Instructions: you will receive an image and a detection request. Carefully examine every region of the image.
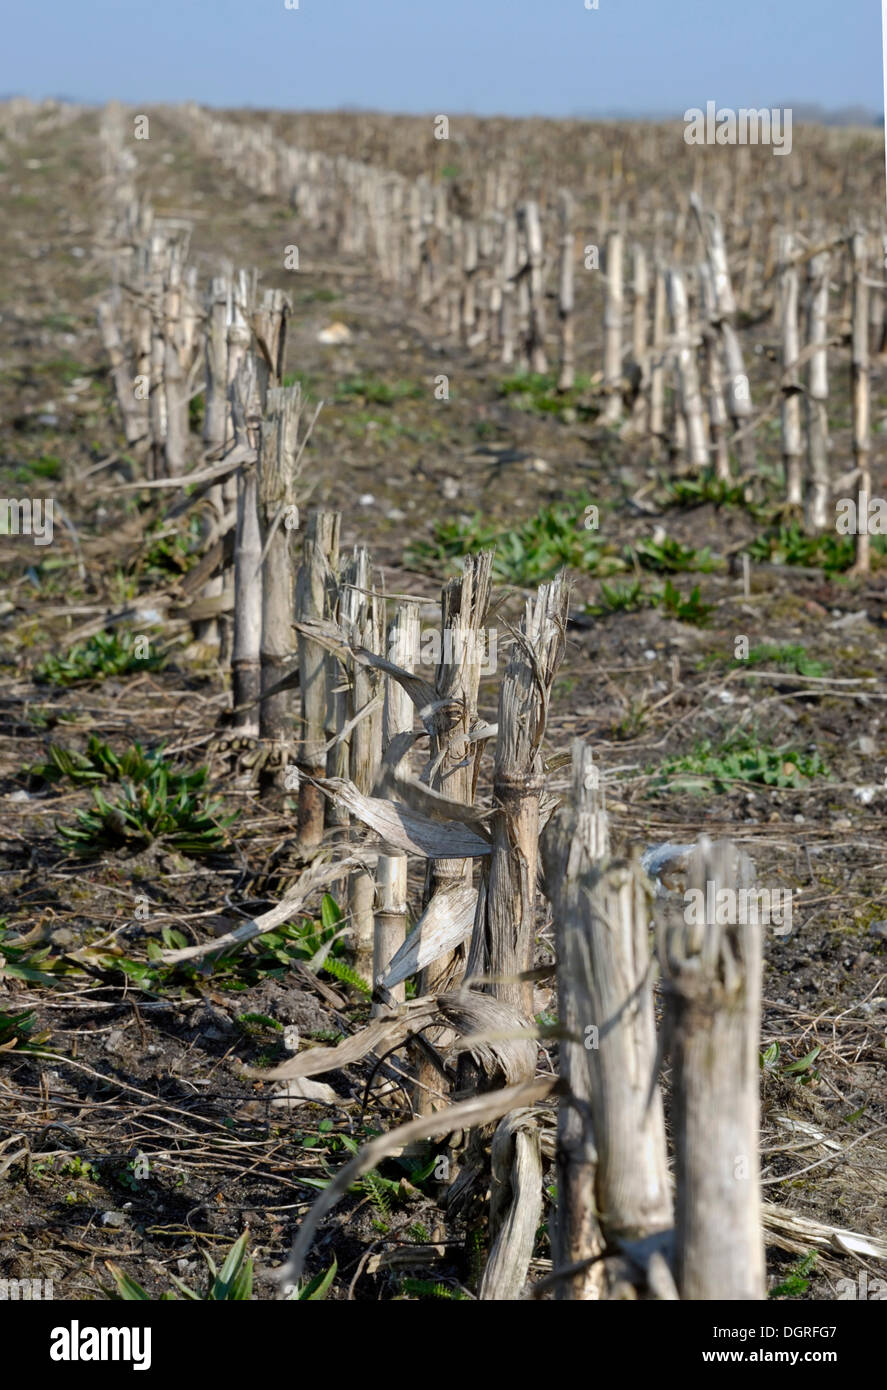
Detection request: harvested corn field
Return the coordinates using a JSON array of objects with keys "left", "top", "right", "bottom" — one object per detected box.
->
[{"left": 1, "top": 2, "right": 886, "bottom": 1344}]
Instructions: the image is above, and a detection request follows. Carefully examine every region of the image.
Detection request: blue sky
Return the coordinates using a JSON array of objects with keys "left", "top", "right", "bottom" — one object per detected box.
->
[{"left": 3, "top": 0, "right": 883, "bottom": 118}]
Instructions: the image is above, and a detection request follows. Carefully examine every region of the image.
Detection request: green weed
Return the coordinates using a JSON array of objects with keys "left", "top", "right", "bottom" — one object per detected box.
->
[
  {"left": 651, "top": 730, "right": 828, "bottom": 795},
  {"left": 35, "top": 630, "right": 165, "bottom": 686}
]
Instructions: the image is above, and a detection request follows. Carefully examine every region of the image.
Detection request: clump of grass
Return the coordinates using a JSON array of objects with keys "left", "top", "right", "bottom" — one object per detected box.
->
[
  {"left": 631, "top": 535, "right": 718, "bottom": 574},
  {"left": 57, "top": 762, "right": 235, "bottom": 856},
  {"left": 135, "top": 517, "right": 203, "bottom": 580},
  {"left": 35, "top": 630, "right": 165, "bottom": 686},
  {"left": 769, "top": 1253, "right": 817, "bottom": 1299},
  {"left": 498, "top": 370, "right": 595, "bottom": 418},
  {"left": 105, "top": 1231, "right": 257, "bottom": 1301},
  {"left": 11, "top": 452, "right": 63, "bottom": 484},
  {"left": 657, "top": 468, "right": 771, "bottom": 518},
  {"left": 595, "top": 579, "right": 646, "bottom": 613},
  {"left": 406, "top": 500, "right": 620, "bottom": 585},
  {"left": 589, "top": 577, "right": 713, "bottom": 625},
  {"left": 235, "top": 1012, "right": 283, "bottom": 1038},
  {"left": 656, "top": 579, "right": 713, "bottom": 625},
  {"left": 760, "top": 1041, "right": 821, "bottom": 1084},
  {"left": 399, "top": 1279, "right": 468, "bottom": 1301},
  {"left": 699, "top": 643, "right": 829, "bottom": 678},
  {"left": 0, "top": 1007, "right": 50, "bottom": 1053},
  {"left": 28, "top": 735, "right": 169, "bottom": 787},
  {"left": 746, "top": 521, "right": 887, "bottom": 574},
  {"left": 335, "top": 374, "right": 423, "bottom": 406},
  {"left": 0, "top": 920, "right": 75, "bottom": 986},
  {"left": 650, "top": 729, "right": 828, "bottom": 795}
]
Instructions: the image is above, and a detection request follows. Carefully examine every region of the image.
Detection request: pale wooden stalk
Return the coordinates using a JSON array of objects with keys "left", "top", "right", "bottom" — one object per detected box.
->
[
  {"left": 851, "top": 230, "right": 871, "bottom": 573},
  {"left": 804, "top": 246, "right": 831, "bottom": 532},
  {"left": 698, "top": 262, "right": 731, "bottom": 480},
  {"left": 374, "top": 601, "right": 420, "bottom": 1009},
  {"left": 602, "top": 230, "right": 624, "bottom": 423},
  {"left": 631, "top": 243, "right": 649, "bottom": 429},
  {"left": 220, "top": 272, "right": 254, "bottom": 661},
  {"left": 540, "top": 743, "right": 607, "bottom": 1299},
  {"left": 197, "top": 272, "right": 232, "bottom": 647},
  {"left": 779, "top": 232, "right": 803, "bottom": 508},
  {"left": 415, "top": 552, "right": 494, "bottom": 1113},
  {"left": 460, "top": 220, "right": 478, "bottom": 344},
  {"left": 325, "top": 564, "right": 350, "bottom": 828},
  {"left": 295, "top": 511, "right": 341, "bottom": 850},
  {"left": 500, "top": 214, "right": 518, "bottom": 366},
  {"left": 341, "top": 547, "right": 384, "bottom": 985},
  {"left": 514, "top": 216, "right": 531, "bottom": 372},
  {"left": 662, "top": 838, "right": 765, "bottom": 1301},
  {"left": 668, "top": 269, "right": 709, "bottom": 473},
  {"left": 487, "top": 214, "right": 503, "bottom": 347},
  {"left": 868, "top": 229, "right": 885, "bottom": 356},
  {"left": 231, "top": 355, "right": 263, "bottom": 736},
  {"left": 388, "top": 180, "right": 404, "bottom": 288},
  {"left": 252, "top": 288, "right": 290, "bottom": 408},
  {"left": 649, "top": 264, "right": 668, "bottom": 450},
  {"left": 692, "top": 195, "right": 755, "bottom": 469},
  {"left": 96, "top": 292, "right": 145, "bottom": 446},
  {"left": 148, "top": 233, "right": 169, "bottom": 481},
  {"left": 205, "top": 275, "right": 232, "bottom": 452},
  {"left": 474, "top": 217, "right": 492, "bottom": 347},
  {"left": 132, "top": 239, "right": 153, "bottom": 447},
  {"left": 162, "top": 239, "right": 189, "bottom": 477},
  {"left": 556, "top": 191, "right": 575, "bottom": 391},
  {"left": 740, "top": 219, "right": 760, "bottom": 316},
  {"left": 468, "top": 572, "right": 568, "bottom": 1027},
  {"left": 258, "top": 384, "right": 303, "bottom": 785},
  {"left": 478, "top": 1110, "right": 543, "bottom": 1301},
  {"left": 448, "top": 222, "right": 462, "bottom": 338},
  {"left": 543, "top": 744, "right": 673, "bottom": 1296}
]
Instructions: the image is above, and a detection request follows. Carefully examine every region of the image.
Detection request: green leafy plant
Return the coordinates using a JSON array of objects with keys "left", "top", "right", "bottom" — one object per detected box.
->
[
  {"left": 699, "top": 643, "right": 829, "bottom": 678},
  {"left": 61, "top": 1156, "right": 100, "bottom": 1182},
  {"left": 136, "top": 517, "right": 203, "bottom": 580},
  {"left": 658, "top": 468, "right": 770, "bottom": 518},
  {"left": 590, "top": 577, "right": 713, "bottom": 624},
  {"left": 407, "top": 500, "right": 618, "bottom": 586},
  {"left": 35, "top": 630, "right": 165, "bottom": 686},
  {"left": 364, "top": 1170, "right": 393, "bottom": 1230},
  {"left": 236, "top": 1012, "right": 283, "bottom": 1037},
  {"left": 271, "top": 893, "right": 371, "bottom": 996},
  {"left": 652, "top": 730, "right": 828, "bottom": 795},
  {"left": 594, "top": 579, "right": 647, "bottom": 614},
  {"left": 760, "top": 1041, "right": 822, "bottom": 1085},
  {"left": 290, "top": 1258, "right": 338, "bottom": 1301},
  {"left": 631, "top": 535, "right": 718, "bottom": 574},
  {"left": 0, "top": 1007, "right": 50, "bottom": 1053},
  {"left": 104, "top": 1231, "right": 255, "bottom": 1301},
  {"left": 769, "top": 1253, "right": 817, "bottom": 1299},
  {"left": 498, "top": 369, "right": 595, "bottom": 417},
  {"left": 0, "top": 922, "right": 73, "bottom": 985},
  {"left": 653, "top": 579, "right": 713, "bottom": 625},
  {"left": 28, "top": 736, "right": 171, "bottom": 788},
  {"left": 335, "top": 374, "right": 423, "bottom": 406},
  {"left": 746, "top": 521, "right": 887, "bottom": 574},
  {"left": 58, "top": 763, "right": 235, "bottom": 856},
  {"left": 399, "top": 1279, "right": 468, "bottom": 1301}
]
